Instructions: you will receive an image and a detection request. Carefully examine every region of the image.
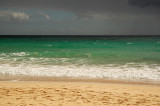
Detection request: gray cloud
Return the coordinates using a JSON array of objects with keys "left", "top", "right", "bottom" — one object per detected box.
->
[
  {"left": 38, "top": 12, "right": 50, "bottom": 20},
  {"left": 30, "top": 12, "right": 50, "bottom": 20},
  {"left": 0, "top": 10, "right": 29, "bottom": 22},
  {"left": 0, "top": 0, "right": 160, "bottom": 20},
  {"left": 0, "top": 0, "right": 160, "bottom": 35},
  {"left": 128, "top": 0, "right": 160, "bottom": 7}
]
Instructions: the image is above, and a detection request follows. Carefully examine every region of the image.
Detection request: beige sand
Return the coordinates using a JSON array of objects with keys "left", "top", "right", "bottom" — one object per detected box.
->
[{"left": 0, "top": 81, "right": 160, "bottom": 106}]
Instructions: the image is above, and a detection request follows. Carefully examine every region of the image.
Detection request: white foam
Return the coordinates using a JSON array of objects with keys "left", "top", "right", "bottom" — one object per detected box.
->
[
  {"left": 11, "top": 52, "right": 29, "bottom": 56},
  {"left": 0, "top": 63, "right": 160, "bottom": 82},
  {"left": 43, "top": 45, "right": 52, "bottom": 47},
  {"left": 126, "top": 43, "right": 133, "bottom": 45},
  {"left": 11, "top": 80, "right": 19, "bottom": 82},
  {"left": 0, "top": 52, "right": 29, "bottom": 57},
  {"left": 0, "top": 53, "right": 7, "bottom": 57}
]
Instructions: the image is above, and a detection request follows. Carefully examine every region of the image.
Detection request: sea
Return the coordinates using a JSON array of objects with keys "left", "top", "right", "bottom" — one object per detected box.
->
[{"left": 0, "top": 35, "right": 160, "bottom": 83}]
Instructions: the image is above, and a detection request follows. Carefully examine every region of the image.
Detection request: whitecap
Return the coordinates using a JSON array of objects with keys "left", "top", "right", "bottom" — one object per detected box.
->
[
  {"left": 126, "top": 42, "right": 133, "bottom": 45},
  {"left": 0, "top": 63, "right": 160, "bottom": 82},
  {"left": 0, "top": 52, "right": 29, "bottom": 57},
  {"left": 0, "top": 53, "right": 7, "bottom": 57},
  {"left": 43, "top": 45, "right": 52, "bottom": 47},
  {"left": 10, "top": 52, "right": 29, "bottom": 56}
]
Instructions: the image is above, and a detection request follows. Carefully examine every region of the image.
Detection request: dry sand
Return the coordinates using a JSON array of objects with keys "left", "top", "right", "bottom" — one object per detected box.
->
[{"left": 0, "top": 81, "right": 160, "bottom": 106}]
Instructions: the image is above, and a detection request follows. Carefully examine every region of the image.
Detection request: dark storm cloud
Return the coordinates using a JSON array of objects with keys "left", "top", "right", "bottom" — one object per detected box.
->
[
  {"left": 0, "top": 0, "right": 160, "bottom": 20},
  {"left": 0, "top": 0, "right": 128, "bottom": 13},
  {"left": 1, "top": 0, "right": 160, "bottom": 35},
  {"left": 129, "top": 0, "right": 160, "bottom": 7}
]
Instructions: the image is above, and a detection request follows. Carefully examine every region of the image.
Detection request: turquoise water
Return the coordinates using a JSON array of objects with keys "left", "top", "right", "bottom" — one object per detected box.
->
[{"left": 0, "top": 36, "right": 160, "bottom": 82}]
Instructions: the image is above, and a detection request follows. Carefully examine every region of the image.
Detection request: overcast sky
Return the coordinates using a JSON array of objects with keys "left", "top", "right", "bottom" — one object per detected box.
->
[{"left": 0, "top": 0, "right": 160, "bottom": 35}]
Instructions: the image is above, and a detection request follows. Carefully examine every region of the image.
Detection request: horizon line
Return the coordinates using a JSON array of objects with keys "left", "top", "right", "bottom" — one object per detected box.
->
[{"left": 0, "top": 35, "right": 160, "bottom": 37}]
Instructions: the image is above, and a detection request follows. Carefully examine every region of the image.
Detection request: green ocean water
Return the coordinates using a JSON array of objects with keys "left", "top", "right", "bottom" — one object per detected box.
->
[
  {"left": 0, "top": 36, "right": 160, "bottom": 64},
  {"left": 0, "top": 36, "right": 160, "bottom": 82}
]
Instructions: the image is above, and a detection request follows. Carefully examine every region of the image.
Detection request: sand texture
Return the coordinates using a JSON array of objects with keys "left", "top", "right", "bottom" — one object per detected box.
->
[{"left": 0, "top": 82, "right": 160, "bottom": 106}]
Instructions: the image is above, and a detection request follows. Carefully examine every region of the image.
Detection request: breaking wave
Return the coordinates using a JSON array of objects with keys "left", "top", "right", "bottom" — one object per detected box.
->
[{"left": 0, "top": 61, "right": 160, "bottom": 82}]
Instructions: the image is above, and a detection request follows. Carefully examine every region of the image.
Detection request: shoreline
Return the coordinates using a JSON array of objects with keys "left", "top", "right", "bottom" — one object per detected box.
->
[
  {"left": 1, "top": 76, "right": 160, "bottom": 86},
  {"left": 0, "top": 81, "right": 160, "bottom": 106}
]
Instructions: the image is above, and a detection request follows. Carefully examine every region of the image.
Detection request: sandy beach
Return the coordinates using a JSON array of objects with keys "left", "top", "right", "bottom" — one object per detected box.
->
[{"left": 0, "top": 81, "right": 160, "bottom": 106}]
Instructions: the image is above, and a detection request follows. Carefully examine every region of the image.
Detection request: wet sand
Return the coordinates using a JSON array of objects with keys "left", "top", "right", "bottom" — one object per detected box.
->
[{"left": 0, "top": 81, "right": 160, "bottom": 106}]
